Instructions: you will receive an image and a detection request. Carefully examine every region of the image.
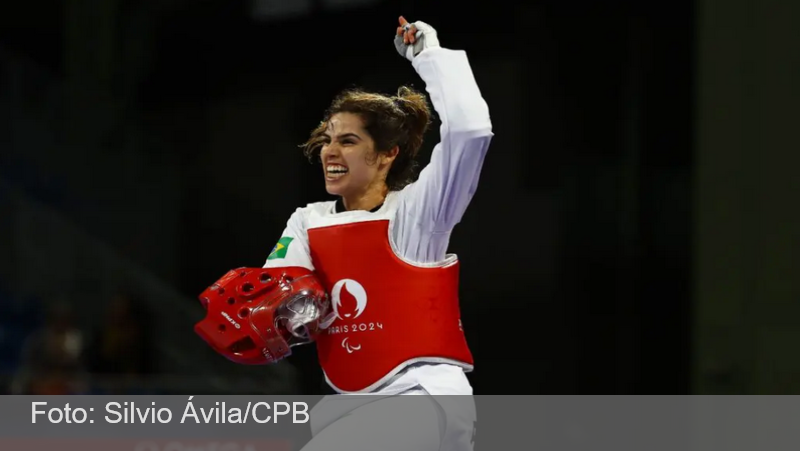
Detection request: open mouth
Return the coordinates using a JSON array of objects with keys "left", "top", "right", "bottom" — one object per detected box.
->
[{"left": 326, "top": 164, "right": 348, "bottom": 180}]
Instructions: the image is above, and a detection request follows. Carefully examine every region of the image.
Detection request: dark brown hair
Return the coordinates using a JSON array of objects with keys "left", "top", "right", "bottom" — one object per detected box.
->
[{"left": 301, "top": 86, "right": 432, "bottom": 191}]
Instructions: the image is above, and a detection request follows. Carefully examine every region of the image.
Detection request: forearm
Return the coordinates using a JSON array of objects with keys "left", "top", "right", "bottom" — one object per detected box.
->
[{"left": 412, "top": 48, "right": 492, "bottom": 136}]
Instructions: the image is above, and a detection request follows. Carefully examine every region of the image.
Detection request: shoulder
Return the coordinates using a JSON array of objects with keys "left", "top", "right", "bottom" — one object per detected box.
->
[
  {"left": 288, "top": 200, "right": 337, "bottom": 223},
  {"left": 389, "top": 180, "right": 420, "bottom": 205},
  {"left": 304, "top": 199, "right": 337, "bottom": 215},
  {"left": 394, "top": 182, "right": 418, "bottom": 197}
]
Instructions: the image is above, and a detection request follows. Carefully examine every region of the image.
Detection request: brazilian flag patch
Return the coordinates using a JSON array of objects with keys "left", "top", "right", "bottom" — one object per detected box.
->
[{"left": 267, "top": 237, "right": 294, "bottom": 260}]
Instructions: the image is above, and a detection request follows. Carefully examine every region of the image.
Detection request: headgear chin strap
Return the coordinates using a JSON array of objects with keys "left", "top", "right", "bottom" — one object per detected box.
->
[{"left": 194, "top": 266, "right": 332, "bottom": 365}]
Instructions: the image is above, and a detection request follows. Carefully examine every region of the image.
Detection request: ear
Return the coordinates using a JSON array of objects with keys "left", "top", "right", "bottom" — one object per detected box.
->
[{"left": 381, "top": 145, "right": 400, "bottom": 166}]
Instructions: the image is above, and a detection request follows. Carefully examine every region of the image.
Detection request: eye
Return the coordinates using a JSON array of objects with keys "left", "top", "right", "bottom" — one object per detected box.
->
[{"left": 341, "top": 140, "right": 355, "bottom": 146}]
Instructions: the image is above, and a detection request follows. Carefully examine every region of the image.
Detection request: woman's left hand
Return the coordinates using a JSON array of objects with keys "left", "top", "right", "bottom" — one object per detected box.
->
[{"left": 394, "top": 16, "right": 439, "bottom": 61}]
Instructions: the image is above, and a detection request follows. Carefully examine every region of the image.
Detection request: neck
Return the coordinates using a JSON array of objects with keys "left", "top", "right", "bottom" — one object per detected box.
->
[{"left": 342, "top": 182, "right": 388, "bottom": 211}]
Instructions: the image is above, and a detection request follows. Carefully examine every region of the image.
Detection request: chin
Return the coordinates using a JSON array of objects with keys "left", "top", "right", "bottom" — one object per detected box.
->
[{"left": 325, "top": 181, "right": 344, "bottom": 196}]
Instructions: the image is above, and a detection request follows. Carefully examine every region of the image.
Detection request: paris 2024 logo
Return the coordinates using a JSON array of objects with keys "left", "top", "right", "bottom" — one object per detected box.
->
[{"left": 327, "top": 279, "right": 384, "bottom": 353}]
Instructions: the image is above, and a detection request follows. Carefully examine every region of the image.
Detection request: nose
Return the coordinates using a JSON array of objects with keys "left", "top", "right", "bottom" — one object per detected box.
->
[{"left": 321, "top": 142, "right": 340, "bottom": 160}]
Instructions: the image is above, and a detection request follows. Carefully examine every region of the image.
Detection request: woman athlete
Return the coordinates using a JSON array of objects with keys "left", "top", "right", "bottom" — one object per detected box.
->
[
  {"left": 263, "top": 13, "right": 491, "bottom": 395},
  {"left": 266, "top": 16, "right": 491, "bottom": 450},
  {"left": 196, "top": 15, "right": 492, "bottom": 451}
]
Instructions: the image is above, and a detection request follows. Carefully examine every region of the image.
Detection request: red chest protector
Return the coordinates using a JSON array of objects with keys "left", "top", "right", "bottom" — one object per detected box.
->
[{"left": 307, "top": 219, "right": 474, "bottom": 393}]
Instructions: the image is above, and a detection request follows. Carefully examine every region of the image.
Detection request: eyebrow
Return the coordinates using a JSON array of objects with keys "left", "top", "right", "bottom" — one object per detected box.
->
[{"left": 323, "top": 132, "right": 362, "bottom": 141}]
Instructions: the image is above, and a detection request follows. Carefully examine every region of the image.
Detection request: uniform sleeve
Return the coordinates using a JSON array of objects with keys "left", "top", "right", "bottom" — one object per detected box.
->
[
  {"left": 262, "top": 208, "right": 314, "bottom": 270},
  {"left": 400, "top": 47, "right": 494, "bottom": 233}
]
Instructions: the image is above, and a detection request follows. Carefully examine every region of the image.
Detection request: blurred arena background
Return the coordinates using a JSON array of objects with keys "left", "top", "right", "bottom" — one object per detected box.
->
[{"left": 0, "top": 0, "right": 797, "bottom": 395}]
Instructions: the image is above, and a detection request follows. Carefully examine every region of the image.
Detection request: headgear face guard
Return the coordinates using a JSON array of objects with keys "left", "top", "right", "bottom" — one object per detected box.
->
[{"left": 194, "top": 266, "right": 333, "bottom": 365}]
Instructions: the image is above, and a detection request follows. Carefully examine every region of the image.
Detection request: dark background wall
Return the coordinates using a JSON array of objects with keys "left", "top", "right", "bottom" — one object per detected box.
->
[{"left": 0, "top": 0, "right": 796, "bottom": 395}]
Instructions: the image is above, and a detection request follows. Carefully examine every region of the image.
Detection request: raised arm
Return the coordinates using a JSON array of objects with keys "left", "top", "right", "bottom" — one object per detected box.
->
[{"left": 395, "top": 18, "right": 493, "bottom": 233}]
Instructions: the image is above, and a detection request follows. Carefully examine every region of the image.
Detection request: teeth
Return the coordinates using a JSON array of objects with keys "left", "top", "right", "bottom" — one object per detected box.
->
[{"left": 326, "top": 165, "right": 348, "bottom": 174}]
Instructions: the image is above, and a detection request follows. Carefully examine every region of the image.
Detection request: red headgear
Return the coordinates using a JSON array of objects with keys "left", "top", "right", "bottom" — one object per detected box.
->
[{"left": 194, "top": 266, "right": 332, "bottom": 365}]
